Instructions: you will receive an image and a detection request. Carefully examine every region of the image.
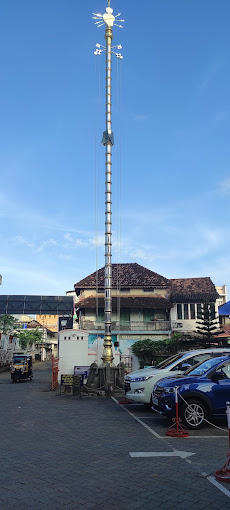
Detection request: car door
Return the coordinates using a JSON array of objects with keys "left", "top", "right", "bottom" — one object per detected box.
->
[{"left": 211, "top": 361, "right": 230, "bottom": 414}]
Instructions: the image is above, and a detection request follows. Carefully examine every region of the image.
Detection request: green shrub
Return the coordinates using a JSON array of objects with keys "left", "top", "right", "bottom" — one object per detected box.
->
[{"left": 131, "top": 334, "right": 182, "bottom": 367}]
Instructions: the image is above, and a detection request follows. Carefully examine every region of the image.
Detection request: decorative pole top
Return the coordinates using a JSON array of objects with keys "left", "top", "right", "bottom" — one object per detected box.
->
[{"left": 92, "top": 3, "right": 125, "bottom": 29}]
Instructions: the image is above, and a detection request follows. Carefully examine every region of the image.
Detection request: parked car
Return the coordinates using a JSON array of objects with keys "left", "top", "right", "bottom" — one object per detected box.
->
[
  {"left": 152, "top": 355, "right": 230, "bottom": 429},
  {"left": 124, "top": 348, "right": 230, "bottom": 406}
]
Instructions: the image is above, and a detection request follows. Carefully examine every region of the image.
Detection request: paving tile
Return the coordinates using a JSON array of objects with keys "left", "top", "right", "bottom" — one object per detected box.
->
[{"left": 1, "top": 363, "right": 230, "bottom": 510}]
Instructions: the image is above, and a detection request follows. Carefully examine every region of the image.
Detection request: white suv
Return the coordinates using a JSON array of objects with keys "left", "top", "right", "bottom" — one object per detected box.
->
[{"left": 124, "top": 348, "right": 230, "bottom": 406}]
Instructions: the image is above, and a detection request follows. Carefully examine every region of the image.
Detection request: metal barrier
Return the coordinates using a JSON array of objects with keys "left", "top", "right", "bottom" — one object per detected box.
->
[
  {"left": 215, "top": 402, "right": 230, "bottom": 483},
  {"left": 166, "top": 387, "right": 230, "bottom": 483},
  {"left": 166, "top": 387, "right": 189, "bottom": 438},
  {"left": 52, "top": 356, "right": 59, "bottom": 390}
]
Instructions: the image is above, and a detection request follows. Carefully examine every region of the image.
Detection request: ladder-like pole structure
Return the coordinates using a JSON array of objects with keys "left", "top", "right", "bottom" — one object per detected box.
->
[
  {"left": 93, "top": 2, "right": 124, "bottom": 366},
  {"left": 103, "top": 19, "right": 113, "bottom": 364}
]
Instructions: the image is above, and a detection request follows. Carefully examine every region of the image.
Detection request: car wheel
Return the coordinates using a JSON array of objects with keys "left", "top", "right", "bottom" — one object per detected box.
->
[{"left": 180, "top": 399, "right": 207, "bottom": 429}]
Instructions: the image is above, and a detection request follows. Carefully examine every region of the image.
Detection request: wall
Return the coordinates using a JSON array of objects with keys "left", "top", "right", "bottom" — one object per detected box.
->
[
  {"left": 171, "top": 302, "right": 220, "bottom": 333},
  {"left": 36, "top": 315, "right": 59, "bottom": 332},
  {"left": 58, "top": 328, "right": 171, "bottom": 377},
  {"left": 216, "top": 285, "right": 228, "bottom": 307},
  {"left": 58, "top": 330, "right": 90, "bottom": 382},
  {"left": 83, "top": 307, "right": 167, "bottom": 324},
  {"left": 0, "top": 334, "right": 22, "bottom": 367},
  {"left": 80, "top": 287, "right": 169, "bottom": 298}
]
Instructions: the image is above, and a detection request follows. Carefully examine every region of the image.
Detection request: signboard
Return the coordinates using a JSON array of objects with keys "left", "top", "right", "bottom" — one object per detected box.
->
[
  {"left": 74, "top": 366, "right": 89, "bottom": 378},
  {"left": 61, "top": 374, "right": 74, "bottom": 386},
  {"left": 61, "top": 374, "right": 84, "bottom": 387},
  {"left": 58, "top": 315, "right": 73, "bottom": 331},
  {"left": 0, "top": 295, "right": 74, "bottom": 315}
]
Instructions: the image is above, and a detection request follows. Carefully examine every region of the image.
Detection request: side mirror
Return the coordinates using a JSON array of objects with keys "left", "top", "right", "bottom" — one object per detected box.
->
[
  {"left": 211, "top": 372, "right": 225, "bottom": 383},
  {"left": 181, "top": 363, "right": 191, "bottom": 371}
]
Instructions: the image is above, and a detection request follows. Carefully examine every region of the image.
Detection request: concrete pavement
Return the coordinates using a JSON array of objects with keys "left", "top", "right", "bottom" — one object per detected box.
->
[{"left": 0, "top": 362, "right": 229, "bottom": 509}]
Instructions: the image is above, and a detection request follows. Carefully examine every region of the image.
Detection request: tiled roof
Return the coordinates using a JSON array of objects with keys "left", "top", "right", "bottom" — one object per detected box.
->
[
  {"left": 171, "top": 277, "right": 219, "bottom": 302},
  {"left": 27, "top": 320, "right": 42, "bottom": 329},
  {"left": 74, "top": 264, "right": 219, "bottom": 302},
  {"left": 75, "top": 263, "right": 171, "bottom": 290},
  {"left": 217, "top": 324, "right": 230, "bottom": 338},
  {"left": 77, "top": 296, "right": 172, "bottom": 309},
  {"left": 27, "top": 320, "right": 54, "bottom": 336}
]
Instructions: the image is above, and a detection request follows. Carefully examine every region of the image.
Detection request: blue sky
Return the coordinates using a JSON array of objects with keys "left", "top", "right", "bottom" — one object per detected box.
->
[{"left": 0, "top": 0, "right": 229, "bottom": 296}]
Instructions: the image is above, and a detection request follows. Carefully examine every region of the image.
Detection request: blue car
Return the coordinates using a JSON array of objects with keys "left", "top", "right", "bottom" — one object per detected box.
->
[{"left": 152, "top": 355, "right": 230, "bottom": 429}]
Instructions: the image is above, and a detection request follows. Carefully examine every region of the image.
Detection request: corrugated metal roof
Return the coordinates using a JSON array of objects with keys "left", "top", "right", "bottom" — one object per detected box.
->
[{"left": 219, "top": 301, "right": 230, "bottom": 316}]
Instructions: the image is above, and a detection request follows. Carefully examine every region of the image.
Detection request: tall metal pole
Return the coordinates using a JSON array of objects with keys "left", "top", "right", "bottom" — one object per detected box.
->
[
  {"left": 102, "top": 14, "right": 113, "bottom": 364},
  {"left": 93, "top": 2, "right": 124, "bottom": 366}
]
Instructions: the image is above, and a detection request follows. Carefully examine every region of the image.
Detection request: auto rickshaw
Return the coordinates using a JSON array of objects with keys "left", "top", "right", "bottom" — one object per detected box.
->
[{"left": 11, "top": 354, "right": 33, "bottom": 382}]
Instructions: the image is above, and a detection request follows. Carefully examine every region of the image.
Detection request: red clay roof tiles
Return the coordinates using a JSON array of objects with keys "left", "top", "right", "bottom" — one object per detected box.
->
[
  {"left": 74, "top": 263, "right": 219, "bottom": 302},
  {"left": 75, "top": 263, "right": 171, "bottom": 289}
]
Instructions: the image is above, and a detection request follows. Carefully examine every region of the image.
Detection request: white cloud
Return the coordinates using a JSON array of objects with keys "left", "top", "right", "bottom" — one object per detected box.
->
[
  {"left": 0, "top": 260, "right": 72, "bottom": 295},
  {"left": 200, "top": 227, "right": 223, "bottom": 247},
  {"left": 218, "top": 178, "right": 230, "bottom": 195},
  {"left": 64, "top": 233, "right": 73, "bottom": 242},
  {"left": 13, "top": 236, "right": 34, "bottom": 248},
  {"left": 197, "top": 59, "right": 224, "bottom": 95},
  {"left": 210, "top": 110, "right": 228, "bottom": 124},
  {"left": 75, "top": 239, "right": 88, "bottom": 247},
  {"left": 59, "top": 254, "right": 73, "bottom": 261},
  {"left": 132, "top": 114, "right": 150, "bottom": 123},
  {"left": 89, "top": 235, "right": 104, "bottom": 247},
  {"left": 37, "top": 238, "right": 58, "bottom": 252}
]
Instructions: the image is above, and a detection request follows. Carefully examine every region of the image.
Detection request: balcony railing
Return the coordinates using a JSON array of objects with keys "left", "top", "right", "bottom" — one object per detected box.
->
[{"left": 79, "top": 320, "right": 171, "bottom": 332}]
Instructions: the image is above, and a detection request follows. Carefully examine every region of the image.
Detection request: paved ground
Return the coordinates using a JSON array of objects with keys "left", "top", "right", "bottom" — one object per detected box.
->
[{"left": 0, "top": 362, "right": 230, "bottom": 510}]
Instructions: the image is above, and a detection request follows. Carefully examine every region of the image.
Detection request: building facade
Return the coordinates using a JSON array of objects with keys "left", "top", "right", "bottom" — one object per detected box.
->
[
  {"left": 36, "top": 314, "right": 59, "bottom": 333},
  {"left": 216, "top": 285, "right": 228, "bottom": 308},
  {"left": 72, "top": 263, "right": 220, "bottom": 369}
]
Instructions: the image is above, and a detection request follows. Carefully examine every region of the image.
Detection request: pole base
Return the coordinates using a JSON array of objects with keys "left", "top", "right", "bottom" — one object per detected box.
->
[
  {"left": 215, "top": 453, "right": 230, "bottom": 483},
  {"left": 86, "top": 362, "right": 125, "bottom": 396},
  {"left": 166, "top": 417, "right": 189, "bottom": 438},
  {"left": 118, "top": 398, "right": 134, "bottom": 404}
]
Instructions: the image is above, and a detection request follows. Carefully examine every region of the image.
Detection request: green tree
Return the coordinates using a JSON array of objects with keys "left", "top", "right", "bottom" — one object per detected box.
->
[
  {"left": 19, "top": 328, "right": 43, "bottom": 350},
  {"left": 164, "top": 332, "right": 182, "bottom": 352},
  {"left": 131, "top": 339, "right": 156, "bottom": 367},
  {"left": 131, "top": 335, "right": 183, "bottom": 368},
  {"left": 0, "top": 314, "right": 20, "bottom": 335},
  {"left": 195, "top": 303, "right": 222, "bottom": 345}
]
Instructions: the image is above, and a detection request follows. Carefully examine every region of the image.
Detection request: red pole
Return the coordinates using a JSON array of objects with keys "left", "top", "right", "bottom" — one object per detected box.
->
[
  {"left": 227, "top": 402, "right": 230, "bottom": 450},
  {"left": 175, "top": 386, "right": 179, "bottom": 432},
  {"left": 215, "top": 401, "right": 230, "bottom": 482},
  {"left": 166, "top": 386, "right": 189, "bottom": 438}
]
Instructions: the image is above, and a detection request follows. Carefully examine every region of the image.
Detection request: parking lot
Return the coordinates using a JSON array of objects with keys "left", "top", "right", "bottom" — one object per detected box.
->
[
  {"left": 118, "top": 400, "right": 229, "bottom": 438},
  {"left": 0, "top": 362, "right": 230, "bottom": 509}
]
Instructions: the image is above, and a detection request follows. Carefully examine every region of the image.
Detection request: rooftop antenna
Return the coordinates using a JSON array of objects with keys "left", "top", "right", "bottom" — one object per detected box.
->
[{"left": 93, "top": 2, "right": 124, "bottom": 366}]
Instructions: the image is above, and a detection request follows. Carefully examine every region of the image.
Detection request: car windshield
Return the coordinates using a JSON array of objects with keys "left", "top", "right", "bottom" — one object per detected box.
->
[
  {"left": 13, "top": 357, "right": 27, "bottom": 364},
  {"left": 186, "top": 357, "right": 226, "bottom": 376},
  {"left": 156, "top": 353, "right": 186, "bottom": 369}
]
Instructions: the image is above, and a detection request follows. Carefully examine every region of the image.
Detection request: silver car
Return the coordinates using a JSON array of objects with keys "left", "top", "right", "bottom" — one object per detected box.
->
[{"left": 124, "top": 348, "right": 230, "bottom": 406}]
